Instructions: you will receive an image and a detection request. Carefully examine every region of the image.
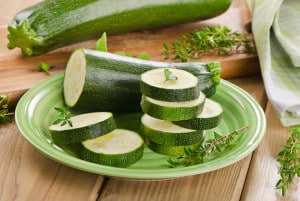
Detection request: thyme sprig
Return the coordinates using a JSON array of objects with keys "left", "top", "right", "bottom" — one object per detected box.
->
[
  {"left": 0, "top": 94, "right": 14, "bottom": 124},
  {"left": 168, "top": 126, "right": 249, "bottom": 167},
  {"left": 276, "top": 125, "right": 300, "bottom": 196},
  {"left": 162, "top": 25, "right": 256, "bottom": 62},
  {"left": 36, "top": 62, "right": 53, "bottom": 74},
  {"left": 52, "top": 107, "right": 73, "bottom": 127}
]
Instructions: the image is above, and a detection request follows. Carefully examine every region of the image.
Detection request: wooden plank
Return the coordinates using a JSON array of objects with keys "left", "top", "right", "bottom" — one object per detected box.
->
[
  {"left": 98, "top": 76, "right": 268, "bottom": 201},
  {"left": 0, "top": 121, "right": 104, "bottom": 201},
  {"left": 241, "top": 102, "right": 300, "bottom": 201}
]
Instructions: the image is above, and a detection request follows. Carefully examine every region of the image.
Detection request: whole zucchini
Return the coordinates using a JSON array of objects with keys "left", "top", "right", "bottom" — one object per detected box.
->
[
  {"left": 63, "top": 48, "right": 221, "bottom": 112},
  {"left": 7, "top": 0, "right": 232, "bottom": 56}
]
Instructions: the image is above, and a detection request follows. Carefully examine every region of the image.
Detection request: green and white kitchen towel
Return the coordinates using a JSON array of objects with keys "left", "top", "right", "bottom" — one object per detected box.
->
[{"left": 248, "top": 0, "right": 300, "bottom": 127}]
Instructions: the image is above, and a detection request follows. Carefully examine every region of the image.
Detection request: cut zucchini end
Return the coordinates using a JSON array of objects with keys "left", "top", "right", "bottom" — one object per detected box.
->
[
  {"left": 63, "top": 49, "right": 86, "bottom": 107},
  {"left": 81, "top": 129, "right": 144, "bottom": 167}
]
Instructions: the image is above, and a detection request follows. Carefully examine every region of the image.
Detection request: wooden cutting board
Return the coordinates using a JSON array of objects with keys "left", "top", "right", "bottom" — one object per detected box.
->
[{"left": 0, "top": 8, "right": 259, "bottom": 107}]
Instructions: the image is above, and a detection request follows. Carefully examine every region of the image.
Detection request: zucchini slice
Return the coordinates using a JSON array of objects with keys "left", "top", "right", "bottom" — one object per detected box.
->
[
  {"left": 141, "top": 114, "right": 205, "bottom": 146},
  {"left": 49, "top": 112, "right": 116, "bottom": 144},
  {"left": 80, "top": 129, "right": 144, "bottom": 167},
  {"left": 140, "top": 68, "right": 199, "bottom": 102},
  {"left": 140, "top": 92, "right": 206, "bottom": 121},
  {"left": 146, "top": 138, "right": 204, "bottom": 156},
  {"left": 174, "top": 98, "right": 223, "bottom": 130}
]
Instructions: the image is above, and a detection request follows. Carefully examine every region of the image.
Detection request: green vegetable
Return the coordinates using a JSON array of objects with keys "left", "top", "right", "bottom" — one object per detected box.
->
[
  {"left": 163, "top": 25, "right": 256, "bottom": 62},
  {"left": 146, "top": 139, "right": 204, "bottom": 156},
  {"left": 174, "top": 98, "right": 223, "bottom": 130},
  {"left": 276, "top": 125, "right": 300, "bottom": 196},
  {"left": 95, "top": 32, "right": 107, "bottom": 52},
  {"left": 141, "top": 114, "right": 205, "bottom": 146},
  {"left": 80, "top": 129, "right": 144, "bottom": 167},
  {"left": 49, "top": 112, "right": 116, "bottom": 144},
  {"left": 63, "top": 48, "right": 221, "bottom": 112},
  {"left": 7, "top": 0, "right": 232, "bottom": 56},
  {"left": 0, "top": 94, "right": 14, "bottom": 124},
  {"left": 140, "top": 68, "right": 200, "bottom": 102},
  {"left": 140, "top": 93, "right": 205, "bottom": 121}
]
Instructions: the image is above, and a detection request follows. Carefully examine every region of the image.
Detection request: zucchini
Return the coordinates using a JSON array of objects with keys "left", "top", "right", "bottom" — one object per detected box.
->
[
  {"left": 49, "top": 112, "right": 116, "bottom": 144},
  {"left": 141, "top": 114, "right": 205, "bottom": 146},
  {"left": 140, "top": 93, "right": 205, "bottom": 121},
  {"left": 146, "top": 138, "right": 204, "bottom": 156},
  {"left": 7, "top": 0, "right": 232, "bottom": 56},
  {"left": 174, "top": 98, "right": 223, "bottom": 130},
  {"left": 140, "top": 68, "right": 200, "bottom": 102},
  {"left": 80, "top": 129, "right": 144, "bottom": 167},
  {"left": 63, "top": 48, "right": 220, "bottom": 112}
]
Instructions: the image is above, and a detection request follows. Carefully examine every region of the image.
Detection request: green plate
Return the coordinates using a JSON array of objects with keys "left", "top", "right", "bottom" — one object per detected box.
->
[{"left": 15, "top": 73, "right": 266, "bottom": 180}]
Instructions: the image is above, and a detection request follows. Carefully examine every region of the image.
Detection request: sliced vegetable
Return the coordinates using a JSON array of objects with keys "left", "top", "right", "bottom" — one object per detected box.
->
[
  {"left": 141, "top": 114, "right": 205, "bottom": 146},
  {"left": 63, "top": 48, "right": 220, "bottom": 112},
  {"left": 7, "top": 0, "right": 232, "bottom": 56},
  {"left": 140, "top": 92, "right": 205, "bottom": 121},
  {"left": 49, "top": 112, "right": 116, "bottom": 144},
  {"left": 174, "top": 98, "right": 223, "bottom": 130},
  {"left": 146, "top": 139, "right": 204, "bottom": 156},
  {"left": 80, "top": 129, "right": 144, "bottom": 167},
  {"left": 140, "top": 68, "right": 199, "bottom": 102}
]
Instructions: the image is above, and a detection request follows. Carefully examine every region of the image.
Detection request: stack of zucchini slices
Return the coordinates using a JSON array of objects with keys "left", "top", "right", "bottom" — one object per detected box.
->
[
  {"left": 48, "top": 112, "right": 144, "bottom": 168},
  {"left": 140, "top": 68, "right": 223, "bottom": 156}
]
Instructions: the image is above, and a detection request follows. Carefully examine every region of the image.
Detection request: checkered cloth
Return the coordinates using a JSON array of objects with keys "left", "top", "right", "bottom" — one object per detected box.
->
[{"left": 248, "top": 0, "right": 300, "bottom": 126}]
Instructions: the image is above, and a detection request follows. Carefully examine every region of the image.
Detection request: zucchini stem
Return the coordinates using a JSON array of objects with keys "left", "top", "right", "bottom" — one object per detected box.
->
[{"left": 7, "top": 19, "right": 44, "bottom": 56}]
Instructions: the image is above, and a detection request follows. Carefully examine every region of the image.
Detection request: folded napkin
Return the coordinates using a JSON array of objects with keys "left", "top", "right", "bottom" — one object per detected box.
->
[{"left": 248, "top": 0, "right": 300, "bottom": 127}]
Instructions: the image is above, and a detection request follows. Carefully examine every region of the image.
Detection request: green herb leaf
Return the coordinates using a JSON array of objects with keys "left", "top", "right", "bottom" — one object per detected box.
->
[
  {"left": 162, "top": 25, "right": 256, "bottom": 62},
  {"left": 95, "top": 32, "right": 108, "bottom": 52},
  {"left": 0, "top": 94, "right": 14, "bottom": 124},
  {"left": 276, "top": 125, "right": 300, "bottom": 196},
  {"left": 164, "top": 69, "right": 178, "bottom": 82},
  {"left": 167, "top": 126, "right": 249, "bottom": 167},
  {"left": 52, "top": 107, "right": 73, "bottom": 127},
  {"left": 36, "top": 62, "right": 53, "bottom": 74}
]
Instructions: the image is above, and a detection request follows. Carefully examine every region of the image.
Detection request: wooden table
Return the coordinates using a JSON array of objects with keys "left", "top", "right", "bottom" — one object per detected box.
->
[{"left": 0, "top": 0, "right": 299, "bottom": 201}]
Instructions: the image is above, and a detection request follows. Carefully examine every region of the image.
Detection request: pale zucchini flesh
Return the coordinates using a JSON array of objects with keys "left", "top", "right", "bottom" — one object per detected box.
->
[{"left": 80, "top": 129, "right": 144, "bottom": 167}]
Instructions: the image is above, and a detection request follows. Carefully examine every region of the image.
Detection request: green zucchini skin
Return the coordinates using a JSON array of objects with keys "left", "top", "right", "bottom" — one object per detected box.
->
[
  {"left": 64, "top": 48, "right": 221, "bottom": 112},
  {"left": 7, "top": 0, "right": 232, "bottom": 56}
]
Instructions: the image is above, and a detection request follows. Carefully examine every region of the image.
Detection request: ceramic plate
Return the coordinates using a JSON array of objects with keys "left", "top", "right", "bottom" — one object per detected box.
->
[{"left": 15, "top": 73, "right": 266, "bottom": 180}]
